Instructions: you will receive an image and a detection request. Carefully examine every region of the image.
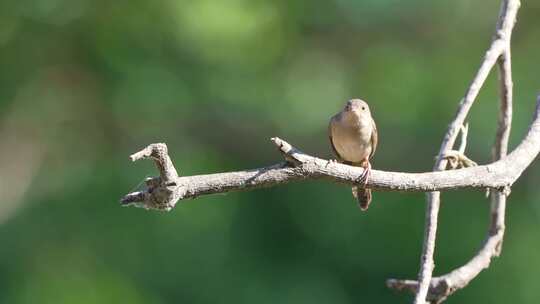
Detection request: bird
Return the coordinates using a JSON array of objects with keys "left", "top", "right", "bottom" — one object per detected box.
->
[{"left": 328, "top": 99, "right": 378, "bottom": 210}]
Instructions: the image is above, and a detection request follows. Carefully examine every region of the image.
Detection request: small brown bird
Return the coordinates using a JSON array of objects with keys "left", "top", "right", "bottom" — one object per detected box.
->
[{"left": 328, "top": 99, "right": 378, "bottom": 210}]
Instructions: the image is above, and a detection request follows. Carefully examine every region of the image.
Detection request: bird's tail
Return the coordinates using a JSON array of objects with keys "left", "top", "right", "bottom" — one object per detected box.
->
[{"left": 352, "top": 186, "right": 372, "bottom": 211}]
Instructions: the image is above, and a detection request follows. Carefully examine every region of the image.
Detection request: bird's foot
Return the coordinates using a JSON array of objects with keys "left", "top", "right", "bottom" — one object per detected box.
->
[
  {"left": 325, "top": 159, "right": 339, "bottom": 167},
  {"left": 357, "top": 162, "right": 371, "bottom": 186}
]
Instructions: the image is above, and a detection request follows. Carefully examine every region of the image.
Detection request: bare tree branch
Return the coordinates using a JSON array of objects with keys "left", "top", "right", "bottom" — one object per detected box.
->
[
  {"left": 386, "top": 38, "right": 518, "bottom": 304},
  {"left": 121, "top": 96, "right": 539, "bottom": 211},
  {"left": 392, "top": 1, "right": 520, "bottom": 303}
]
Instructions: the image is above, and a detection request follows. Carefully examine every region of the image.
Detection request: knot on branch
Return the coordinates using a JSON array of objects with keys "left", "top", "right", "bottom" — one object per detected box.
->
[
  {"left": 440, "top": 123, "right": 478, "bottom": 170},
  {"left": 120, "top": 143, "right": 182, "bottom": 211},
  {"left": 492, "top": 184, "right": 512, "bottom": 198},
  {"left": 386, "top": 278, "right": 452, "bottom": 304},
  {"left": 441, "top": 151, "right": 478, "bottom": 169}
]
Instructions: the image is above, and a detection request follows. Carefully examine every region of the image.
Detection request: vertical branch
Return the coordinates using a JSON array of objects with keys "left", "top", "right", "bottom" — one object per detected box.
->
[
  {"left": 414, "top": 38, "right": 503, "bottom": 303},
  {"left": 414, "top": 192, "right": 440, "bottom": 304},
  {"left": 490, "top": 32, "right": 513, "bottom": 254},
  {"left": 413, "top": 1, "right": 519, "bottom": 303},
  {"left": 494, "top": 53, "right": 513, "bottom": 159}
]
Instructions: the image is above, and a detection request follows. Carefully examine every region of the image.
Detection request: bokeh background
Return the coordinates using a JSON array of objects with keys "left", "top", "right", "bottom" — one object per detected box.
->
[{"left": 1, "top": 0, "right": 540, "bottom": 303}]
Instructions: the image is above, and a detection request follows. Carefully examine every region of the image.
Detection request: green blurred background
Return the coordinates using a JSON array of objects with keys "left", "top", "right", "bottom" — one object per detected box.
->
[{"left": 1, "top": 0, "right": 540, "bottom": 303}]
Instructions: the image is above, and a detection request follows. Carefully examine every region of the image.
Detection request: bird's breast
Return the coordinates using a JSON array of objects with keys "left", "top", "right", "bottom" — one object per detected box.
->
[{"left": 331, "top": 117, "right": 372, "bottom": 163}]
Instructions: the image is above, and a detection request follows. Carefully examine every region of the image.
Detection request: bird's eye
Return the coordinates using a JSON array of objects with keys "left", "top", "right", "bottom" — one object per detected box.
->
[{"left": 362, "top": 106, "right": 366, "bottom": 110}]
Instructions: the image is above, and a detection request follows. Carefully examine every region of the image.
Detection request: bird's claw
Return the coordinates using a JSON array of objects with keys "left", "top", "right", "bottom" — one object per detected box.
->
[
  {"left": 356, "top": 162, "right": 371, "bottom": 186},
  {"left": 326, "top": 159, "right": 338, "bottom": 167}
]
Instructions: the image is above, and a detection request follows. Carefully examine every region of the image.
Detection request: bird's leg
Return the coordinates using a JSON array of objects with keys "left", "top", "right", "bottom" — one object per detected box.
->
[{"left": 357, "top": 160, "right": 371, "bottom": 186}]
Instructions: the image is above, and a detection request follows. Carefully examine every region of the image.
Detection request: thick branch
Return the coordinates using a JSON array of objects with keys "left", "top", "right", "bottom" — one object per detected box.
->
[
  {"left": 121, "top": 96, "right": 539, "bottom": 211},
  {"left": 411, "top": 1, "right": 519, "bottom": 303}
]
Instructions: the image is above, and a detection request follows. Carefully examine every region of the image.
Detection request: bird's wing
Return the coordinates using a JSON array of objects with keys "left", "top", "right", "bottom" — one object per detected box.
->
[
  {"left": 369, "top": 117, "right": 378, "bottom": 159},
  {"left": 328, "top": 117, "right": 343, "bottom": 161}
]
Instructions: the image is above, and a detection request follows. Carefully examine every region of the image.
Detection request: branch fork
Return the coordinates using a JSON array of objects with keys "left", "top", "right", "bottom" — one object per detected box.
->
[
  {"left": 441, "top": 124, "right": 478, "bottom": 169},
  {"left": 121, "top": 143, "right": 181, "bottom": 211}
]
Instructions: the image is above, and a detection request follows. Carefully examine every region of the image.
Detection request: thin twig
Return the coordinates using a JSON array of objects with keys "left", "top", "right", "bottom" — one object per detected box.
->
[{"left": 441, "top": 125, "right": 478, "bottom": 169}]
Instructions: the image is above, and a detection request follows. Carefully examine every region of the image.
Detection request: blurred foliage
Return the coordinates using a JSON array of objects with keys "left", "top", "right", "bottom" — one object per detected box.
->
[{"left": 1, "top": 0, "right": 540, "bottom": 303}]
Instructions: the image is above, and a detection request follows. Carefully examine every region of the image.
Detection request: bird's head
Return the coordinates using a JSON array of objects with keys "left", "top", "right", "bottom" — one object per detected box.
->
[{"left": 344, "top": 99, "right": 371, "bottom": 117}]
